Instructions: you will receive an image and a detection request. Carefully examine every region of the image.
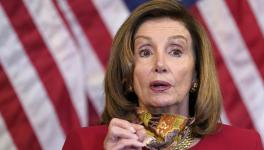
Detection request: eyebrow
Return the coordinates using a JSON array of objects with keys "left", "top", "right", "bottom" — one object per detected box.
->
[
  {"left": 168, "top": 35, "right": 188, "bottom": 42},
  {"left": 134, "top": 35, "right": 188, "bottom": 42},
  {"left": 134, "top": 35, "right": 151, "bottom": 41}
]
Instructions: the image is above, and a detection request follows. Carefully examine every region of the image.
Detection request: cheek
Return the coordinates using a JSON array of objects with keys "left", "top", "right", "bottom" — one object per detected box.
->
[
  {"left": 133, "top": 64, "right": 150, "bottom": 93},
  {"left": 133, "top": 67, "right": 144, "bottom": 87},
  {"left": 171, "top": 64, "right": 195, "bottom": 90},
  {"left": 133, "top": 73, "right": 140, "bottom": 91}
]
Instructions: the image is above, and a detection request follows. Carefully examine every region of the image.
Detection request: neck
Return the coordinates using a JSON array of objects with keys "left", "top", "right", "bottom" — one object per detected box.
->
[{"left": 140, "top": 98, "right": 189, "bottom": 117}]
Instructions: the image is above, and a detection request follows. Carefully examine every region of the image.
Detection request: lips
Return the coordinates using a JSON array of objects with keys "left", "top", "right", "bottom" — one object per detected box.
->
[{"left": 150, "top": 80, "right": 171, "bottom": 92}]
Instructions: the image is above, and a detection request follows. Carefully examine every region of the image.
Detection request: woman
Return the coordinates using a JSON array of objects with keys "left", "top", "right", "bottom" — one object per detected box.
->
[{"left": 63, "top": 0, "right": 263, "bottom": 150}]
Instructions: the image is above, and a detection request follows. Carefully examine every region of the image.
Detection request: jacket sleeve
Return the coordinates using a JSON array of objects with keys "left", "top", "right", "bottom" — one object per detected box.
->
[
  {"left": 62, "top": 130, "right": 85, "bottom": 150},
  {"left": 254, "top": 131, "right": 264, "bottom": 150},
  {"left": 62, "top": 126, "right": 107, "bottom": 150}
]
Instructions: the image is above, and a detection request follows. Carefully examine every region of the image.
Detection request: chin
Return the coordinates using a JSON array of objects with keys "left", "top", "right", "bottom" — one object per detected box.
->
[{"left": 148, "top": 98, "right": 178, "bottom": 108}]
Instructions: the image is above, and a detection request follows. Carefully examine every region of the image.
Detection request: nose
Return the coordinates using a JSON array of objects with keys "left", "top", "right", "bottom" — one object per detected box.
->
[
  {"left": 154, "top": 53, "right": 168, "bottom": 73},
  {"left": 155, "top": 66, "right": 167, "bottom": 73}
]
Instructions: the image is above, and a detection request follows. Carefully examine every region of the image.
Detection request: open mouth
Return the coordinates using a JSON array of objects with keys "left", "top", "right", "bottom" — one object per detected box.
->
[{"left": 150, "top": 80, "right": 171, "bottom": 92}]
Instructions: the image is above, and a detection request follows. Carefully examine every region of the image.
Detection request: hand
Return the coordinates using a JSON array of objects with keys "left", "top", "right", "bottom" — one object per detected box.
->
[{"left": 104, "top": 118, "right": 146, "bottom": 150}]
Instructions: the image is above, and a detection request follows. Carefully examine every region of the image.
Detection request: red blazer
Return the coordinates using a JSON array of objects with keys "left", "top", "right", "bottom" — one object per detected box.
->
[{"left": 63, "top": 124, "right": 263, "bottom": 150}]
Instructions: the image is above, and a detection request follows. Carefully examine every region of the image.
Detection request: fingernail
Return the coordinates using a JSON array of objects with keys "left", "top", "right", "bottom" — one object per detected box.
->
[
  {"left": 140, "top": 142, "right": 146, "bottom": 147},
  {"left": 130, "top": 127, "right": 136, "bottom": 133},
  {"left": 133, "top": 134, "right": 139, "bottom": 140},
  {"left": 139, "top": 125, "right": 144, "bottom": 129}
]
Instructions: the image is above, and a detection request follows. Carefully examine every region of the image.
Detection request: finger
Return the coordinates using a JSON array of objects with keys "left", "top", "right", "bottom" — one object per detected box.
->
[
  {"left": 108, "top": 126, "right": 139, "bottom": 140},
  {"left": 136, "top": 128, "right": 146, "bottom": 142},
  {"left": 122, "top": 147, "right": 142, "bottom": 150},
  {"left": 131, "top": 124, "right": 146, "bottom": 142},
  {"left": 131, "top": 123, "right": 144, "bottom": 130},
  {"left": 110, "top": 118, "right": 136, "bottom": 133},
  {"left": 113, "top": 139, "right": 145, "bottom": 150}
]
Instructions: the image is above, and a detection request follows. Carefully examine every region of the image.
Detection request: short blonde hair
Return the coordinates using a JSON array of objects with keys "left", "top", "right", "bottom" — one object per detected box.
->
[{"left": 102, "top": 0, "right": 222, "bottom": 137}]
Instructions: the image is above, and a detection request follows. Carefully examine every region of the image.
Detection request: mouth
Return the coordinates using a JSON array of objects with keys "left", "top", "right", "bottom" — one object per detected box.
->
[{"left": 149, "top": 80, "right": 172, "bottom": 93}]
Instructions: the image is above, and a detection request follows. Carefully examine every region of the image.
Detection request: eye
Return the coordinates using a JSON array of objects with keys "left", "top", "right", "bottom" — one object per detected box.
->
[
  {"left": 169, "top": 49, "right": 182, "bottom": 57},
  {"left": 139, "top": 49, "right": 152, "bottom": 57}
]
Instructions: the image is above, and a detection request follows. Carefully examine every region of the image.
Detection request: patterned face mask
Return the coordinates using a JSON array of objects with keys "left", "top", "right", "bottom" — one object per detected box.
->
[{"left": 137, "top": 108, "right": 194, "bottom": 149}]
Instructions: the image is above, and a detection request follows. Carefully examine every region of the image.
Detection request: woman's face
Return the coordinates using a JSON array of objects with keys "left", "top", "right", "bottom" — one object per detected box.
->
[{"left": 133, "top": 17, "right": 196, "bottom": 111}]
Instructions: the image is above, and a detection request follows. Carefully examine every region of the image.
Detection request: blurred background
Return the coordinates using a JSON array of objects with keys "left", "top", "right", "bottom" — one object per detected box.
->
[{"left": 0, "top": 0, "right": 263, "bottom": 149}]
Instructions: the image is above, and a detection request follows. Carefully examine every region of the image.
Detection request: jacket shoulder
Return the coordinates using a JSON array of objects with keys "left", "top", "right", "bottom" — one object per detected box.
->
[{"left": 192, "top": 124, "right": 263, "bottom": 150}]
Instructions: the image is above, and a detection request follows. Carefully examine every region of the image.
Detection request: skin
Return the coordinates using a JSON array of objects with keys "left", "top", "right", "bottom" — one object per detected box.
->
[
  {"left": 104, "top": 17, "right": 197, "bottom": 150},
  {"left": 104, "top": 118, "right": 146, "bottom": 150},
  {"left": 133, "top": 17, "right": 196, "bottom": 115}
]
